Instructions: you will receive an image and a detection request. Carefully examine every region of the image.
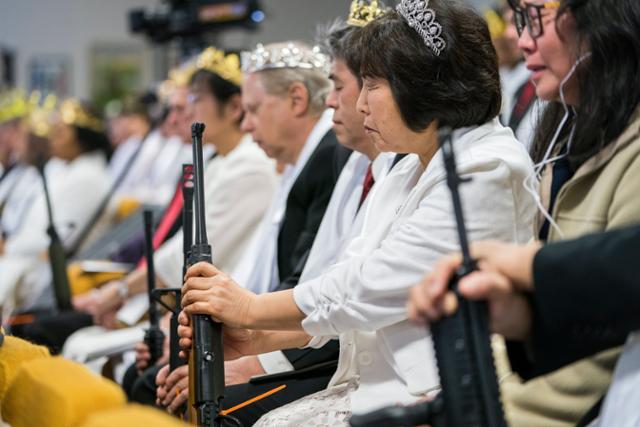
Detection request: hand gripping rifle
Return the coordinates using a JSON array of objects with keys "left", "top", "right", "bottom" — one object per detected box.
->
[
  {"left": 187, "top": 123, "right": 225, "bottom": 426},
  {"left": 37, "top": 160, "right": 72, "bottom": 312},
  {"left": 142, "top": 210, "right": 165, "bottom": 366},
  {"left": 350, "top": 127, "right": 507, "bottom": 427}
]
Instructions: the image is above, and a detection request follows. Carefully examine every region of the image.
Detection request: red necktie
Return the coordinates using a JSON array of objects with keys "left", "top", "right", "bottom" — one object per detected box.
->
[
  {"left": 136, "top": 184, "right": 183, "bottom": 269},
  {"left": 509, "top": 80, "right": 536, "bottom": 129},
  {"left": 359, "top": 163, "right": 375, "bottom": 207}
]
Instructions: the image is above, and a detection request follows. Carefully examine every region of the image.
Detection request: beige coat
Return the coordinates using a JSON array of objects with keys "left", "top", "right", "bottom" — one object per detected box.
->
[{"left": 502, "top": 108, "right": 640, "bottom": 427}]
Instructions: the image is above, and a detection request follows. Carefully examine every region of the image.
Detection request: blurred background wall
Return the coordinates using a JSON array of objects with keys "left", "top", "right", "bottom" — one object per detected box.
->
[{"left": 0, "top": 0, "right": 493, "bottom": 103}]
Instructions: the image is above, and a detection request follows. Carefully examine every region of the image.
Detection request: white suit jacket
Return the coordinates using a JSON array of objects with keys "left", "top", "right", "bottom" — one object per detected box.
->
[{"left": 294, "top": 119, "right": 537, "bottom": 414}]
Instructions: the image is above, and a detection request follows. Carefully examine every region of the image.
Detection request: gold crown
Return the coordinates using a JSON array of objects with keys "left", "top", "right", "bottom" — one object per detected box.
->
[
  {"left": 196, "top": 47, "right": 243, "bottom": 86},
  {"left": 59, "top": 98, "right": 103, "bottom": 133},
  {"left": 0, "top": 89, "right": 30, "bottom": 124},
  {"left": 27, "top": 91, "right": 58, "bottom": 138},
  {"left": 347, "top": 0, "right": 386, "bottom": 27},
  {"left": 169, "top": 58, "right": 198, "bottom": 87},
  {"left": 484, "top": 9, "right": 506, "bottom": 39}
]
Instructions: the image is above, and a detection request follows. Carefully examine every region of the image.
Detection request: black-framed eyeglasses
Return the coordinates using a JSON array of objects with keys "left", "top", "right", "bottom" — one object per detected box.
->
[{"left": 513, "top": 1, "right": 560, "bottom": 39}]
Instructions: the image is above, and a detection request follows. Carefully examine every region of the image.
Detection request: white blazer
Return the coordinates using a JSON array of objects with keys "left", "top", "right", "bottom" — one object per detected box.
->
[
  {"left": 0, "top": 151, "right": 110, "bottom": 308},
  {"left": 293, "top": 119, "right": 537, "bottom": 414}
]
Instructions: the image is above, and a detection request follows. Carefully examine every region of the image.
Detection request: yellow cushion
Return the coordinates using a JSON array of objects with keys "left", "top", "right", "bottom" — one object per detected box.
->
[
  {"left": 80, "top": 404, "right": 188, "bottom": 427},
  {"left": 67, "top": 262, "right": 127, "bottom": 296},
  {"left": 2, "top": 357, "right": 126, "bottom": 427},
  {"left": 0, "top": 336, "right": 50, "bottom": 403}
]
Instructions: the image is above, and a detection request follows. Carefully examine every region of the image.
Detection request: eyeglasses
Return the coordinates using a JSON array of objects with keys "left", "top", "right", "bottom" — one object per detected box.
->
[{"left": 513, "top": 1, "right": 560, "bottom": 39}]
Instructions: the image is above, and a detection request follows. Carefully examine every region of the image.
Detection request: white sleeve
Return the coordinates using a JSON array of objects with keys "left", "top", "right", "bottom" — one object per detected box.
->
[
  {"left": 154, "top": 232, "right": 184, "bottom": 288},
  {"left": 294, "top": 160, "right": 523, "bottom": 337},
  {"left": 257, "top": 351, "right": 295, "bottom": 374}
]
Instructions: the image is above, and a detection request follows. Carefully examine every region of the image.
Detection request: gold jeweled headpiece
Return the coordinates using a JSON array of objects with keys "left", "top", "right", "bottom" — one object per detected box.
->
[
  {"left": 0, "top": 89, "right": 29, "bottom": 125},
  {"left": 196, "top": 47, "right": 243, "bottom": 86},
  {"left": 59, "top": 98, "right": 103, "bottom": 133},
  {"left": 27, "top": 91, "right": 58, "bottom": 138},
  {"left": 347, "top": 0, "right": 386, "bottom": 27},
  {"left": 241, "top": 42, "right": 330, "bottom": 75}
]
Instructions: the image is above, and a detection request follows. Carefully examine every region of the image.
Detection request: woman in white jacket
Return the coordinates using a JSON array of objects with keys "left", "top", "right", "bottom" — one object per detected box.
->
[
  {"left": 178, "top": 1, "right": 536, "bottom": 424},
  {"left": 0, "top": 99, "right": 111, "bottom": 310}
]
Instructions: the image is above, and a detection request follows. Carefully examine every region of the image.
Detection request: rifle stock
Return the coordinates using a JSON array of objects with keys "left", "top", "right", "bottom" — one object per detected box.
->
[
  {"left": 37, "top": 162, "right": 72, "bottom": 312},
  {"left": 188, "top": 123, "right": 225, "bottom": 426},
  {"left": 350, "top": 128, "right": 507, "bottom": 427}
]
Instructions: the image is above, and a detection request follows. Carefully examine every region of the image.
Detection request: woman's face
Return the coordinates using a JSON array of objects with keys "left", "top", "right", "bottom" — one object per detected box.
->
[
  {"left": 189, "top": 82, "right": 229, "bottom": 147},
  {"left": 517, "top": 1, "right": 580, "bottom": 104},
  {"left": 49, "top": 121, "right": 78, "bottom": 161},
  {"left": 356, "top": 76, "right": 433, "bottom": 156}
]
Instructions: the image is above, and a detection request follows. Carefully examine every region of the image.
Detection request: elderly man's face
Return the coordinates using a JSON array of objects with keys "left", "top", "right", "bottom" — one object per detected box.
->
[{"left": 240, "top": 73, "right": 300, "bottom": 165}]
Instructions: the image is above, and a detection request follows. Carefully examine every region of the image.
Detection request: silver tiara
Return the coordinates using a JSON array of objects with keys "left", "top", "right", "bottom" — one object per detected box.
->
[
  {"left": 396, "top": 0, "right": 446, "bottom": 56},
  {"left": 241, "top": 43, "right": 330, "bottom": 75}
]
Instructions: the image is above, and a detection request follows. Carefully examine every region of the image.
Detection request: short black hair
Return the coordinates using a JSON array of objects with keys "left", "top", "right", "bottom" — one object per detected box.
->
[
  {"left": 318, "top": 21, "right": 362, "bottom": 86},
  {"left": 346, "top": 1, "right": 502, "bottom": 131}
]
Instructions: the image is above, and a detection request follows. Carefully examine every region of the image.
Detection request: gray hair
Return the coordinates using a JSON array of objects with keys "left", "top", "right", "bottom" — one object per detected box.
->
[{"left": 254, "top": 42, "right": 331, "bottom": 116}]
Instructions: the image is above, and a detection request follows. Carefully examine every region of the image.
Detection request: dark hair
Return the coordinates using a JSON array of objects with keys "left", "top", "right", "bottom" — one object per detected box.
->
[
  {"left": 190, "top": 69, "right": 242, "bottom": 124},
  {"left": 317, "top": 20, "right": 362, "bottom": 85},
  {"left": 74, "top": 126, "right": 112, "bottom": 161},
  {"left": 529, "top": 0, "right": 640, "bottom": 167},
  {"left": 346, "top": 1, "right": 502, "bottom": 131}
]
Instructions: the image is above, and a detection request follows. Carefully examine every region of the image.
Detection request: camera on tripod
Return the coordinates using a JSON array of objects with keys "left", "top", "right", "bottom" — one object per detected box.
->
[{"left": 129, "top": 0, "right": 264, "bottom": 44}]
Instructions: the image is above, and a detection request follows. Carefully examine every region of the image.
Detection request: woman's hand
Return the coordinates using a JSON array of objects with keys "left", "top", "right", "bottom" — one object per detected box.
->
[
  {"left": 177, "top": 310, "right": 260, "bottom": 360},
  {"left": 181, "top": 262, "right": 257, "bottom": 329}
]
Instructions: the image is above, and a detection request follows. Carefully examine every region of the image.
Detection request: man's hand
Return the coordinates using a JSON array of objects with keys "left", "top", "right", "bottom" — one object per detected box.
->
[
  {"left": 156, "top": 364, "right": 188, "bottom": 414},
  {"left": 225, "top": 356, "right": 266, "bottom": 385},
  {"left": 407, "top": 249, "right": 535, "bottom": 341},
  {"left": 181, "top": 262, "right": 257, "bottom": 328},
  {"left": 470, "top": 240, "right": 541, "bottom": 291}
]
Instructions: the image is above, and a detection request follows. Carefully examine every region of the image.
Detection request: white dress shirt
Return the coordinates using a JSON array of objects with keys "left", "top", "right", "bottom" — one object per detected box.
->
[
  {"left": 154, "top": 134, "right": 278, "bottom": 288},
  {"left": 500, "top": 62, "right": 541, "bottom": 151},
  {"left": 0, "top": 165, "right": 41, "bottom": 237},
  {"left": 293, "top": 119, "right": 537, "bottom": 414},
  {"left": 258, "top": 151, "right": 395, "bottom": 374},
  {"left": 108, "top": 135, "right": 142, "bottom": 181},
  {"left": 231, "top": 109, "right": 334, "bottom": 295}
]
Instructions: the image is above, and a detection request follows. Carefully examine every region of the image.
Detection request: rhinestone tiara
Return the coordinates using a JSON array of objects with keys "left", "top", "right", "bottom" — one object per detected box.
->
[
  {"left": 241, "top": 42, "right": 330, "bottom": 75},
  {"left": 396, "top": 0, "right": 447, "bottom": 56}
]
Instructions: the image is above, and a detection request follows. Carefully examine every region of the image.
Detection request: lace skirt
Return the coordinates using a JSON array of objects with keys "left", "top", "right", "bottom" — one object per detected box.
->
[{"left": 253, "top": 378, "right": 358, "bottom": 427}]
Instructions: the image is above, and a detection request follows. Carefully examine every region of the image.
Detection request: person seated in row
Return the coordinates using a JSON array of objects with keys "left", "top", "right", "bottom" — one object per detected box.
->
[{"left": 176, "top": 1, "right": 536, "bottom": 424}]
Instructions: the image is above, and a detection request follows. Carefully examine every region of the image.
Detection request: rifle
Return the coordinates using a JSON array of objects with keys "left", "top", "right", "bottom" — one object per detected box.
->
[
  {"left": 152, "top": 164, "right": 193, "bottom": 372},
  {"left": 187, "top": 123, "right": 225, "bottom": 426},
  {"left": 350, "top": 127, "right": 507, "bottom": 427},
  {"left": 37, "top": 160, "right": 72, "bottom": 312},
  {"left": 142, "top": 210, "right": 165, "bottom": 366}
]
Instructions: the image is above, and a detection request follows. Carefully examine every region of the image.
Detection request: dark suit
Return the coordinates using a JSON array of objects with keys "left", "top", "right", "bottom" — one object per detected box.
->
[
  {"left": 222, "top": 129, "right": 350, "bottom": 425},
  {"left": 506, "top": 224, "right": 640, "bottom": 426}
]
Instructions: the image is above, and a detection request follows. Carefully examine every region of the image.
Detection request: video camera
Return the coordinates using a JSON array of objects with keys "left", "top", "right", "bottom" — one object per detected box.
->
[{"left": 129, "top": 0, "right": 264, "bottom": 44}]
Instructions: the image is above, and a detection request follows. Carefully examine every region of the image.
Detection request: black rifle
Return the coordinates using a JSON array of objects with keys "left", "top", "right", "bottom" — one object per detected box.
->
[
  {"left": 152, "top": 164, "right": 193, "bottom": 372},
  {"left": 350, "top": 128, "right": 507, "bottom": 427},
  {"left": 188, "top": 123, "right": 225, "bottom": 426},
  {"left": 37, "top": 161, "right": 72, "bottom": 312},
  {"left": 142, "top": 210, "right": 165, "bottom": 366}
]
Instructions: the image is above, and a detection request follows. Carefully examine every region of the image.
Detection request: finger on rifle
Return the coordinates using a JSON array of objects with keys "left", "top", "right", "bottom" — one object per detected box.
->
[
  {"left": 168, "top": 388, "right": 189, "bottom": 414},
  {"left": 185, "top": 262, "right": 221, "bottom": 280},
  {"left": 458, "top": 270, "right": 513, "bottom": 300},
  {"left": 181, "top": 287, "right": 214, "bottom": 309}
]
